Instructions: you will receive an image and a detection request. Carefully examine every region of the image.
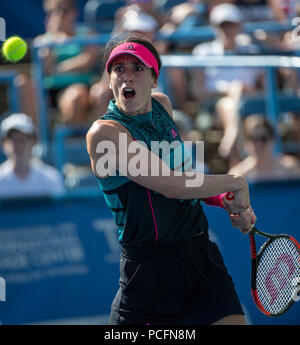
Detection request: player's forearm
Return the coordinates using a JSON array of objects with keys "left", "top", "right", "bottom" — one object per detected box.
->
[
  {"left": 88, "top": 124, "right": 248, "bottom": 201},
  {"left": 162, "top": 173, "right": 247, "bottom": 200}
]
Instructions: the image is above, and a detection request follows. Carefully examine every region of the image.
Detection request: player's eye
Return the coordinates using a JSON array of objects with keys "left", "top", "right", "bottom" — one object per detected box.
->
[
  {"left": 113, "top": 65, "right": 124, "bottom": 73},
  {"left": 135, "top": 65, "right": 144, "bottom": 72}
]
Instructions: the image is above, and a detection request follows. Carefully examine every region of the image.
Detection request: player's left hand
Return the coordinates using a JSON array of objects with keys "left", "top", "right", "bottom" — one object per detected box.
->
[{"left": 227, "top": 205, "right": 257, "bottom": 234}]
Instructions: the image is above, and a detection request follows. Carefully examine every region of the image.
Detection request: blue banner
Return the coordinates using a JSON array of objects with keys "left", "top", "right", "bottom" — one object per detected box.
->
[
  {"left": 0, "top": 180, "right": 299, "bottom": 325},
  {"left": 0, "top": 192, "right": 120, "bottom": 325}
]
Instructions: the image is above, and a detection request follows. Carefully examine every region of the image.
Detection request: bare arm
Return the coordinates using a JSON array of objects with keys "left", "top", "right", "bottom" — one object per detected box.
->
[
  {"left": 36, "top": 39, "right": 99, "bottom": 75},
  {"left": 86, "top": 119, "right": 250, "bottom": 206},
  {"left": 55, "top": 44, "right": 99, "bottom": 73}
]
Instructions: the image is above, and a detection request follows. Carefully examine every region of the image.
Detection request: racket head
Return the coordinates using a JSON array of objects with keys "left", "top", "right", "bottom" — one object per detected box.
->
[{"left": 250, "top": 229, "right": 300, "bottom": 316}]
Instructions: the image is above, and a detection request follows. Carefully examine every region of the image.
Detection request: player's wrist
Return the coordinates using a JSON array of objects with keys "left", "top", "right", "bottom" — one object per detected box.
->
[{"left": 232, "top": 175, "right": 248, "bottom": 192}]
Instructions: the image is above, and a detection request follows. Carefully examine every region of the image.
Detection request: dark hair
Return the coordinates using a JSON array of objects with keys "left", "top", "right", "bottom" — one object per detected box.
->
[
  {"left": 104, "top": 34, "right": 162, "bottom": 79},
  {"left": 244, "top": 114, "right": 275, "bottom": 142}
]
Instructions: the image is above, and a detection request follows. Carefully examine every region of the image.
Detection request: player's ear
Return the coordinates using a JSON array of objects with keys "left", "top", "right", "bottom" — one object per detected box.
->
[{"left": 152, "top": 77, "right": 158, "bottom": 89}]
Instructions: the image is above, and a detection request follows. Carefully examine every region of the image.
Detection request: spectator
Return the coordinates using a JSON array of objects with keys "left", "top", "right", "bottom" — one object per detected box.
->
[
  {"left": 160, "top": 0, "right": 209, "bottom": 33},
  {"left": 115, "top": 8, "right": 159, "bottom": 41},
  {"left": 33, "top": 0, "right": 99, "bottom": 125},
  {"left": 114, "top": 0, "right": 165, "bottom": 30},
  {"left": 173, "top": 109, "right": 211, "bottom": 173},
  {"left": 232, "top": 0, "right": 291, "bottom": 22},
  {"left": 228, "top": 114, "right": 300, "bottom": 181},
  {"left": 273, "top": 0, "right": 299, "bottom": 20},
  {"left": 0, "top": 113, "right": 65, "bottom": 198},
  {"left": 191, "top": 3, "right": 262, "bottom": 166},
  {"left": 232, "top": 1, "right": 299, "bottom": 53},
  {"left": 159, "top": 0, "right": 241, "bottom": 34}
]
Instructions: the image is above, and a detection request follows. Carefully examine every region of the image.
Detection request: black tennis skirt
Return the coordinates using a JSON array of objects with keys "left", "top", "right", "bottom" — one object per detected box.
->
[{"left": 110, "top": 231, "right": 244, "bottom": 325}]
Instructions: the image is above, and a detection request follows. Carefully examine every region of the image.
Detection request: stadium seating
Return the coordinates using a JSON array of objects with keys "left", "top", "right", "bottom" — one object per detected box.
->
[
  {"left": 0, "top": 70, "right": 21, "bottom": 163},
  {"left": 239, "top": 92, "right": 300, "bottom": 117},
  {"left": 83, "top": 0, "right": 126, "bottom": 33}
]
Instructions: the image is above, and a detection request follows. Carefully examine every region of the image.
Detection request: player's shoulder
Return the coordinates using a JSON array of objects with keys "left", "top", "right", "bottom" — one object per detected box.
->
[
  {"left": 88, "top": 118, "right": 124, "bottom": 137},
  {"left": 86, "top": 118, "right": 131, "bottom": 152},
  {"left": 152, "top": 92, "right": 173, "bottom": 118}
]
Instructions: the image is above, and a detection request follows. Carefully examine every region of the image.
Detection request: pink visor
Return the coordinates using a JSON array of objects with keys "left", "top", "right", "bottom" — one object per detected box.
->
[{"left": 106, "top": 42, "right": 159, "bottom": 78}]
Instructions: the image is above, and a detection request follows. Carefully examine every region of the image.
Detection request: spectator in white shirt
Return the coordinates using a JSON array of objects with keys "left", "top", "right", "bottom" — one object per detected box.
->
[{"left": 0, "top": 113, "right": 65, "bottom": 198}]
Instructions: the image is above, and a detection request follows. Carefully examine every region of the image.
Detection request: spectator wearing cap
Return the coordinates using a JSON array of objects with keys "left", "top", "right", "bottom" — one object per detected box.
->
[
  {"left": 114, "top": 0, "right": 165, "bottom": 28},
  {"left": 118, "top": 10, "right": 158, "bottom": 41},
  {"left": 193, "top": 3, "right": 259, "bottom": 57},
  {"left": 0, "top": 113, "right": 65, "bottom": 198},
  {"left": 190, "top": 3, "right": 263, "bottom": 168}
]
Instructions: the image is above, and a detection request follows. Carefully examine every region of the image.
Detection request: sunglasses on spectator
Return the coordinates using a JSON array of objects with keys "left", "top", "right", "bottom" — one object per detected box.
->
[
  {"left": 248, "top": 134, "right": 271, "bottom": 143},
  {"left": 47, "top": 8, "right": 73, "bottom": 15}
]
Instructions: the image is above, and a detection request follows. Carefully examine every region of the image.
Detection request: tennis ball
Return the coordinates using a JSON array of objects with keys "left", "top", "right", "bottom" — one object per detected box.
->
[{"left": 1, "top": 36, "right": 28, "bottom": 63}]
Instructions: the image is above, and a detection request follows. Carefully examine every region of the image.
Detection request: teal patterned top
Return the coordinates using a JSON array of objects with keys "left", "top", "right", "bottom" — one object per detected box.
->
[{"left": 97, "top": 97, "right": 208, "bottom": 248}]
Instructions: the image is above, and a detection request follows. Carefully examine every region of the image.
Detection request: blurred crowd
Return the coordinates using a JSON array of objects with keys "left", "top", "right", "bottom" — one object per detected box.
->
[{"left": 1, "top": 0, "right": 300, "bottom": 197}]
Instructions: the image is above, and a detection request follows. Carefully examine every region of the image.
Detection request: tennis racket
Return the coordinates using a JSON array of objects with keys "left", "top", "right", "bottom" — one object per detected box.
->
[{"left": 225, "top": 192, "right": 300, "bottom": 316}]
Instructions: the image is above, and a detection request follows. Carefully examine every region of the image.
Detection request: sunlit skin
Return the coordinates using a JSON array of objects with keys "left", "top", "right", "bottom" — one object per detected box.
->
[
  {"left": 246, "top": 128, "right": 274, "bottom": 157},
  {"left": 109, "top": 55, "right": 157, "bottom": 116},
  {"left": 46, "top": 5, "right": 77, "bottom": 36},
  {"left": 218, "top": 21, "right": 241, "bottom": 51}
]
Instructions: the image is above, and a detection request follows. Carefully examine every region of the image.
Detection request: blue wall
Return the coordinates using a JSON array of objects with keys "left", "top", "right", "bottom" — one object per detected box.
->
[
  {"left": 0, "top": 191, "right": 120, "bottom": 324},
  {"left": 0, "top": 180, "right": 299, "bottom": 325}
]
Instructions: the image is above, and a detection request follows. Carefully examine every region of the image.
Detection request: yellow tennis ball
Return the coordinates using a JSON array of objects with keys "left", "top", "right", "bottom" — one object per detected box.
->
[{"left": 2, "top": 36, "right": 28, "bottom": 62}]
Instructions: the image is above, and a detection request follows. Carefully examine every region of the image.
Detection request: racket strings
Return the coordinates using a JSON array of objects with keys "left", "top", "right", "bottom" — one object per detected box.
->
[{"left": 256, "top": 237, "right": 300, "bottom": 315}]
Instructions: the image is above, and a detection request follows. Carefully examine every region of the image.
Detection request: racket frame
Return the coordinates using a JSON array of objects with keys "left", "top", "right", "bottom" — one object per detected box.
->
[{"left": 249, "top": 226, "right": 300, "bottom": 316}]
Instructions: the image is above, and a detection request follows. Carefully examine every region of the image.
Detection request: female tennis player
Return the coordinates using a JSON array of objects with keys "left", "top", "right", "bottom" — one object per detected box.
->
[{"left": 86, "top": 35, "right": 257, "bottom": 325}]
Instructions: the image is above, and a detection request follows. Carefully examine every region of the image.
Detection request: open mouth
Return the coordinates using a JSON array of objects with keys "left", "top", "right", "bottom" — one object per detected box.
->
[{"left": 123, "top": 88, "right": 136, "bottom": 100}]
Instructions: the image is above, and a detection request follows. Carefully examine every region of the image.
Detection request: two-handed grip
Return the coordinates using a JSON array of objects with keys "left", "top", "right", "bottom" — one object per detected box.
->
[
  {"left": 225, "top": 192, "right": 256, "bottom": 229},
  {"left": 225, "top": 192, "right": 234, "bottom": 201}
]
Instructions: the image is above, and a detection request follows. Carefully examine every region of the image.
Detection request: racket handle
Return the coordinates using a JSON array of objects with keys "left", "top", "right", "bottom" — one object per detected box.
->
[{"left": 225, "top": 192, "right": 256, "bottom": 230}]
